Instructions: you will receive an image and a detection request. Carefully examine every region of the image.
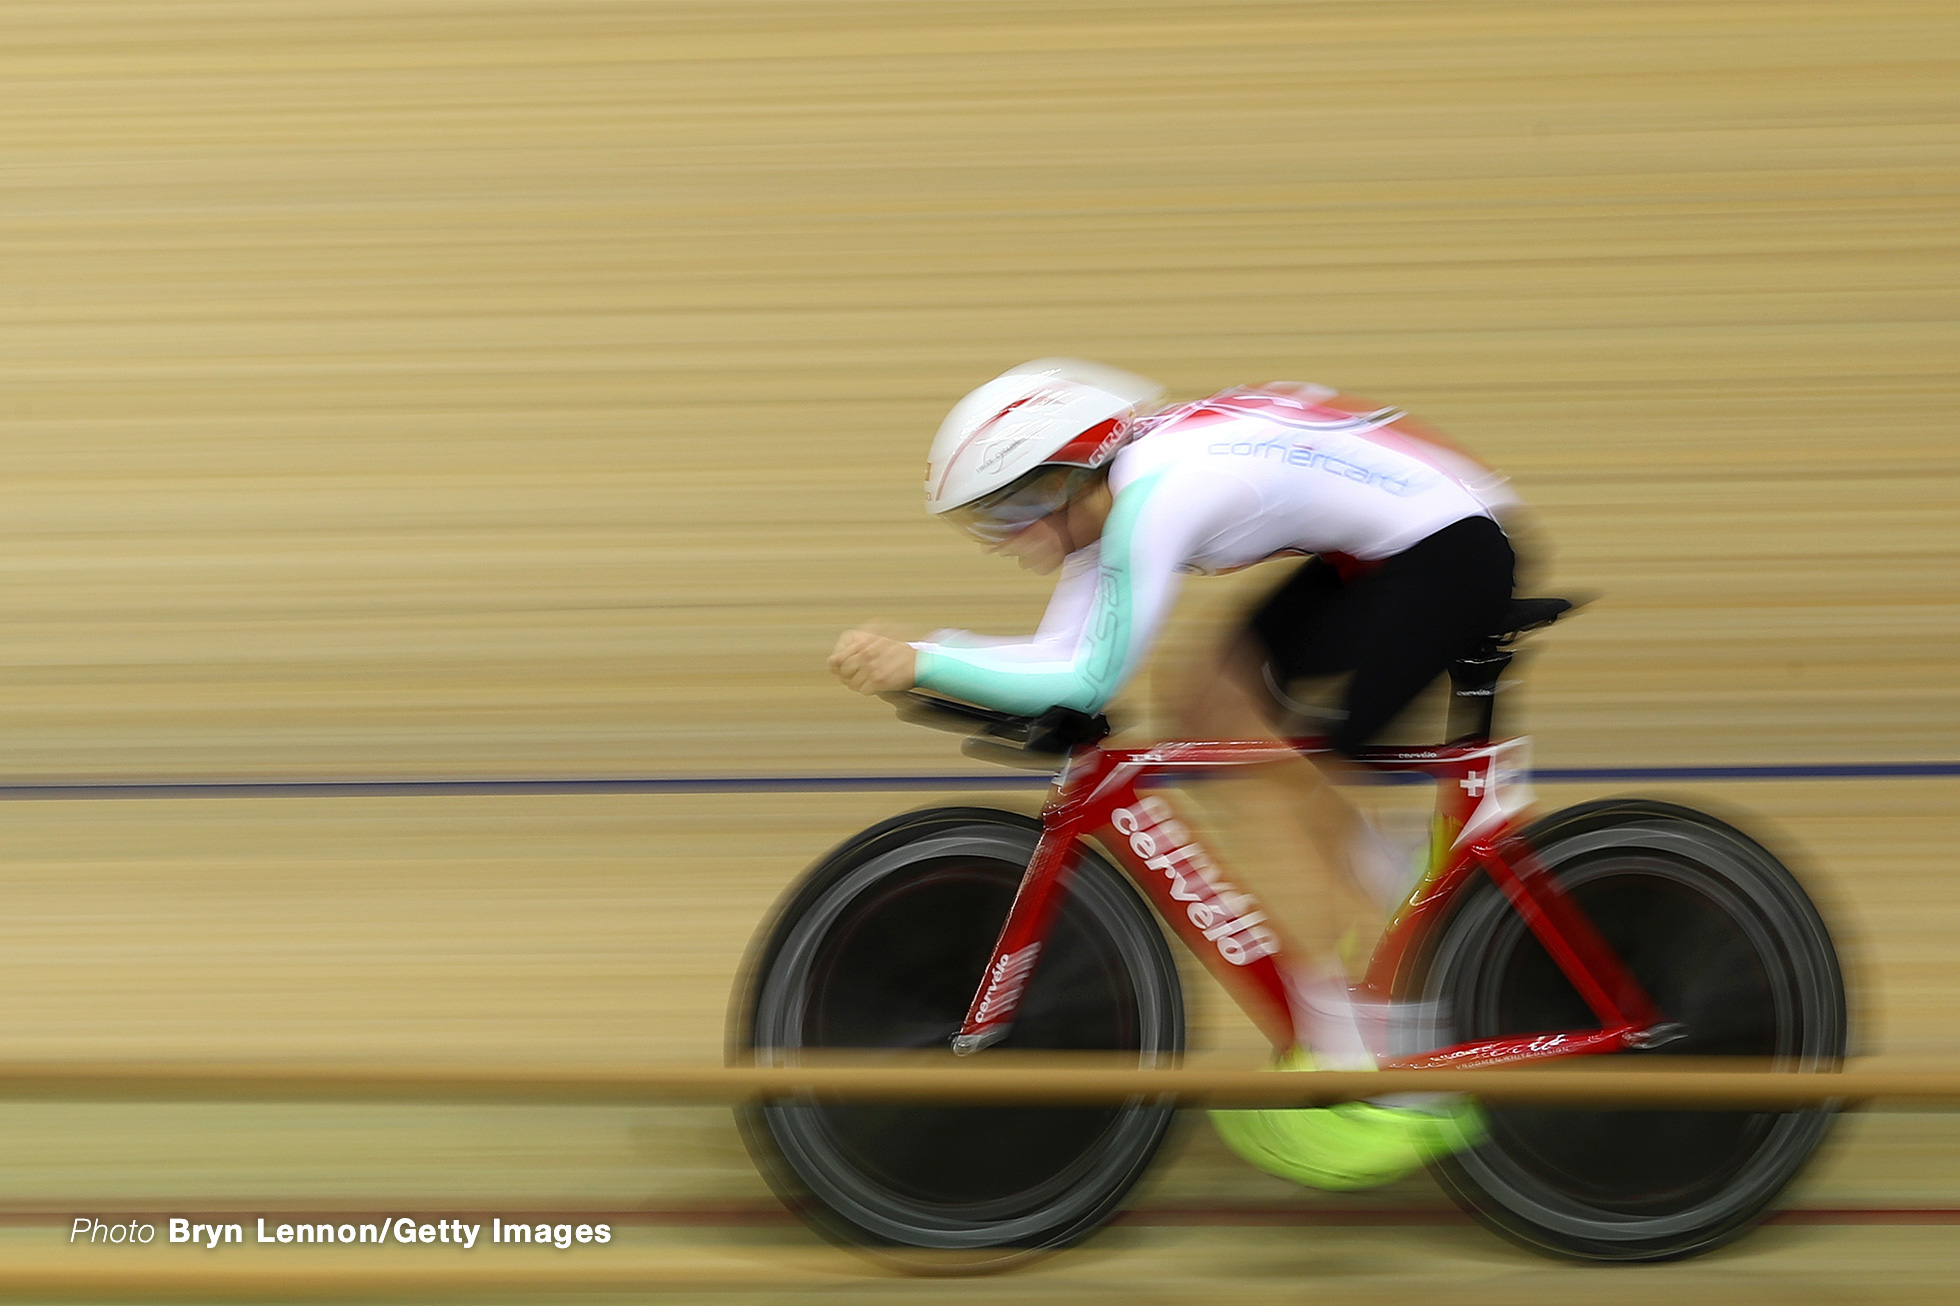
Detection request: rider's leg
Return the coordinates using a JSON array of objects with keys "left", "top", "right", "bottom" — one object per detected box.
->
[
  {"left": 1326, "top": 518, "right": 1516, "bottom": 760},
  {"left": 1165, "top": 522, "right": 1517, "bottom": 1057},
  {"left": 1161, "top": 622, "right": 1382, "bottom": 1064},
  {"left": 1203, "top": 519, "right": 1517, "bottom": 1190}
]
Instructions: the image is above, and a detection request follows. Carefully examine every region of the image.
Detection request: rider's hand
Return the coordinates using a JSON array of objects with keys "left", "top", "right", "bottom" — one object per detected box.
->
[{"left": 829, "top": 629, "right": 918, "bottom": 696}]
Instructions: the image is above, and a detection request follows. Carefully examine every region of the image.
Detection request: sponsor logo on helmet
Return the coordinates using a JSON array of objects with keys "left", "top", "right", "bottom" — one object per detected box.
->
[
  {"left": 967, "top": 386, "right": 1076, "bottom": 469},
  {"left": 977, "top": 435, "right": 1036, "bottom": 476},
  {"left": 1086, "top": 419, "right": 1127, "bottom": 465}
]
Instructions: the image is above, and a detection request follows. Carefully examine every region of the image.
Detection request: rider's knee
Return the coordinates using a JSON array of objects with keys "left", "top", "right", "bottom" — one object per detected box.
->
[
  {"left": 1167, "top": 663, "right": 1271, "bottom": 742},
  {"left": 1165, "top": 681, "right": 1225, "bottom": 739}
]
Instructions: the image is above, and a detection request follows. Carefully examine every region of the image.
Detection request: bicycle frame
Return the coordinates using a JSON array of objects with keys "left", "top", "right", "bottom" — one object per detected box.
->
[{"left": 952, "top": 733, "right": 1672, "bottom": 1070}]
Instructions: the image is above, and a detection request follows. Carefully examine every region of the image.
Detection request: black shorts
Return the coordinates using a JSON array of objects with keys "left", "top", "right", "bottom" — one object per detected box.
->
[{"left": 1247, "top": 515, "right": 1516, "bottom": 756}]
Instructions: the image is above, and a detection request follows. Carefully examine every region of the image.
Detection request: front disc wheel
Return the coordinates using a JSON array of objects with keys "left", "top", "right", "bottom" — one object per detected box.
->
[{"left": 734, "top": 808, "right": 1184, "bottom": 1260}]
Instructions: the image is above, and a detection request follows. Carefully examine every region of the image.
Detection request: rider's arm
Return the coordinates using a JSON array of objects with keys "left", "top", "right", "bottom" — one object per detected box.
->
[
  {"left": 910, "top": 469, "right": 1254, "bottom": 715},
  {"left": 914, "top": 550, "right": 1102, "bottom": 662}
]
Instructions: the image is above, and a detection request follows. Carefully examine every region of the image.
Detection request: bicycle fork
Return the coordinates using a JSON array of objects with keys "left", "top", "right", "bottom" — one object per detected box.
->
[{"left": 950, "top": 826, "right": 1078, "bottom": 1054}]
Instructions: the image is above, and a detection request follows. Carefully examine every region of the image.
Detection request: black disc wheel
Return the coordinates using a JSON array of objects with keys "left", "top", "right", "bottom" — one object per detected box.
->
[
  {"left": 1411, "top": 799, "right": 1847, "bottom": 1261},
  {"left": 732, "top": 807, "right": 1184, "bottom": 1259}
]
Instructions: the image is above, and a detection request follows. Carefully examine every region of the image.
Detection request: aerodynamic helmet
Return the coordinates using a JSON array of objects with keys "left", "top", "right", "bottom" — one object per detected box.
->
[{"left": 924, "top": 358, "right": 1164, "bottom": 543}]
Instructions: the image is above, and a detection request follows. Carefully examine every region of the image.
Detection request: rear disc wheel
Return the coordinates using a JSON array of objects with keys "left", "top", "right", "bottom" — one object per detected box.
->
[{"left": 1413, "top": 800, "right": 1846, "bottom": 1260}]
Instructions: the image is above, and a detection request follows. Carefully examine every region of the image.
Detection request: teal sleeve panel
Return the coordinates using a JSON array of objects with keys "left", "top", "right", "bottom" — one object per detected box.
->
[{"left": 913, "top": 471, "right": 1169, "bottom": 715}]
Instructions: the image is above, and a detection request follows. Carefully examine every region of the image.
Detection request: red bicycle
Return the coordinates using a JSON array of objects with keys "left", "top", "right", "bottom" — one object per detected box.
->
[{"left": 734, "top": 598, "right": 1846, "bottom": 1262}]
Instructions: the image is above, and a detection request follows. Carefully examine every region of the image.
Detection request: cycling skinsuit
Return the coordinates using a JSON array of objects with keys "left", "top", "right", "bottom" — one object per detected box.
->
[{"left": 910, "top": 384, "right": 1520, "bottom": 754}]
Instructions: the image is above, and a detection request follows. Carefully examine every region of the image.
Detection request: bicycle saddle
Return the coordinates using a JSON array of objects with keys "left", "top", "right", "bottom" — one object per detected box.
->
[{"left": 1491, "top": 596, "right": 1583, "bottom": 644}]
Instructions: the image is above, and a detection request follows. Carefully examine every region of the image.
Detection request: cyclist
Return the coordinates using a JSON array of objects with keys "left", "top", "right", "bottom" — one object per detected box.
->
[{"left": 828, "top": 358, "right": 1518, "bottom": 1189}]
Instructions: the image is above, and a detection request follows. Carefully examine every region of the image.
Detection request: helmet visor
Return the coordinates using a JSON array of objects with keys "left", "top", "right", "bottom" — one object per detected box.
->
[{"left": 942, "top": 465, "right": 1099, "bottom": 545}]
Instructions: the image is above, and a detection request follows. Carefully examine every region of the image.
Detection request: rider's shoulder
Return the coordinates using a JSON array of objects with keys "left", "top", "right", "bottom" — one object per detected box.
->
[
  {"left": 1131, "top": 383, "right": 1342, "bottom": 439},
  {"left": 1107, "top": 425, "right": 1191, "bottom": 492}
]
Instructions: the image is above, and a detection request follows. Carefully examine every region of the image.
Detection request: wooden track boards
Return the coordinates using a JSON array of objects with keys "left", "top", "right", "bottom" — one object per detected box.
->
[{"left": 3, "top": 0, "right": 1955, "bottom": 777}]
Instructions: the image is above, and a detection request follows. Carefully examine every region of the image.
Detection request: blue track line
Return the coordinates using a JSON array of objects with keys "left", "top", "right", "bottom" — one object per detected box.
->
[{"left": 0, "top": 762, "right": 1952, "bottom": 800}]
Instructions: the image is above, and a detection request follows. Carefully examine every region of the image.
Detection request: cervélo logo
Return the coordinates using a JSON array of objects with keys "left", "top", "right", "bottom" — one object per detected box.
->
[
  {"left": 972, "top": 943, "right": 1042, "bottom": 1024},
  {"left": 1111, "top": 798, "right": 1279, "bottom": 966}
]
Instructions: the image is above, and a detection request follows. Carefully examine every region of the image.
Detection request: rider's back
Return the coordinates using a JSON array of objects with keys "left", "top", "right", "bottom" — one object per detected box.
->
[{"left": 1111, "top": 384, "right": 1520, "bottom": 575}]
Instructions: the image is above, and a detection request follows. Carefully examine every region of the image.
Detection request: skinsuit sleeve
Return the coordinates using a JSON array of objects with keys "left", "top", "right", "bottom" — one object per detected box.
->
[
  {"left": 911, "top": 468, "right": 1254, "bottom": 715},
  {"left": 918, "top": 546, "right": 1104, "bottom": 664}
]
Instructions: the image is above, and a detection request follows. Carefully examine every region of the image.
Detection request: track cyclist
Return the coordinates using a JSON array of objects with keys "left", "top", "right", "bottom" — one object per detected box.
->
[{"left": 829, "top": 358, "right": 1522, "bottom": 1191}]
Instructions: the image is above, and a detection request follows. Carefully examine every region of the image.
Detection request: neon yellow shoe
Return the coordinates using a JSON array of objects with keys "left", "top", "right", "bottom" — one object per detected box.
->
[{"left": 1209, "top": 1050, "right": 1486, "bottom": 1192}]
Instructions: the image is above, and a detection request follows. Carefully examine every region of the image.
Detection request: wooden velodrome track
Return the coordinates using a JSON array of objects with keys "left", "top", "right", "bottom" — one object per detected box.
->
[{"left": 2, "top": 0, "right": 1956, "bottom": 1300}]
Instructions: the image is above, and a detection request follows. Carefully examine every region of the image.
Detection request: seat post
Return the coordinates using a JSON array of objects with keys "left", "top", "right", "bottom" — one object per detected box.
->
[{"left": 1446, "top": 645, "right": 1513, "bottom": 744}]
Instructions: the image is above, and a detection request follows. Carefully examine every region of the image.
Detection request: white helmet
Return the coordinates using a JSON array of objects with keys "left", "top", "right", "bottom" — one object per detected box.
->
[{"left": 925, "top": 358, "right": 1164, "bottom": 542}]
